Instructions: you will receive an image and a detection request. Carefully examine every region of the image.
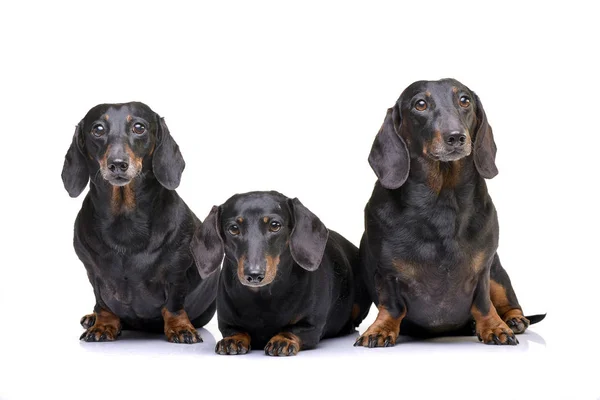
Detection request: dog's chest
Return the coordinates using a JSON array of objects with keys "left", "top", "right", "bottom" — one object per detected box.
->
[
  {"left": 393, "top": 247, "right": 488, "bottom": 329},
  {"left": 93, "top": 254, "right": 167, "bottom": 319}
]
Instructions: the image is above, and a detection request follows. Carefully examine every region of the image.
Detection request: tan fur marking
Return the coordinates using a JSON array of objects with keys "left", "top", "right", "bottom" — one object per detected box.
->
[
  {"left": 357, "top": 306, "right": 406, "bottom": 346},
  {"left": 100, "top": 144, "right": 111, "bottom": 169},
  {"left": 263, "top": 255, "right": 280, "bottom": 284},
  {"left": 471, "top": 303, "right": 514, "bottom": 344},
  {"left": 426, "top": 159, "right": 463, "bottom": 193},
  {"left": 82, "top": 309, "right": 121, "bottom": 341},
  {"left": 125, "top": 145, "right": 143, "bottom": 172},
  {"left": 263, "top": 216, "right": 269, "bottom": 223},
  {"left": 111, "top": 184, "right": 136, "bottom": 214},
  {"left": 452, "top": 86, "right": 458, "bottom": 93},
  {"left": 266, "top": 332, "right": 302, "bottom": 355},
  {"left": 95, "top": 309, "right": 120, "bottom": 327},
  {"left": 433, "top": 130, "right": 443, "bottom": 147},
  {"left": 471, "top": 251, "right": 487, "bottom": 274},
  {"left": 224, "top": 333, "right": 251, "bottom": 347},
  {"left": 237, "top": 255, "right": 247, "bottom": 283},
  {"left": 126, "top": 115, "right": 132, "bottom": 123},
  {"left": 351, "top": 304, "right": 361, "bottom": 321},
  {"left": 502, "top": 309, "right": 525, "bottom": 321},
  {"left": 392, "top": 259, "right": 417, "bottom": 279},
  {"left": 236, "top": 217, "right": 244, "bottom": 224},
  {"left": 103, "top": 114, "right": 109, "bottom": 121},
  {"left": 490, "top": 280, "right": 524, "bottom": 320},
  {"left": 425, "top": 91, "right": 431, "bottom": 97},
  {"left": 161, "top": 308, "right": 199, "bottom": 342}
]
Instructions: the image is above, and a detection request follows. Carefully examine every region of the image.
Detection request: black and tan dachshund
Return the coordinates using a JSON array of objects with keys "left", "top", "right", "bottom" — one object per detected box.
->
[
  {"left": 62, "top": 102, "right": 218, "bottom": 343},
  {"left": 355, "top": 79, "right": 545, "bottom": 347},
  {"left": 191, "top": 191, "right": 371, "bottom": 356}
]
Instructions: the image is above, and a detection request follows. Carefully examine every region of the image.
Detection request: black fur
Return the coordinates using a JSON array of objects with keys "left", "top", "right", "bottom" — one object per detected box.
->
[
  {"left": 356, "top": 79, "right": 544, "bottom": 347},
  {"left": 62, "top": 102, "right": 218, "bottom": 342},
  {"left": 191, "top": 191, "right": 371, "bottom": 355}
]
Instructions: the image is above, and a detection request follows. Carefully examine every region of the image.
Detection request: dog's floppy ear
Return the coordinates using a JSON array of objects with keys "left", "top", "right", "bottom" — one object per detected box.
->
[
  {"left": 61, "top": 122, "right": 89, "bottom": 198},
  {"left": 288, "top": 198, "right": 329, "bottom": 271},
  {"left": 368, "top": 105, "right": 410, "bottom": 189},
  {"left": 191, "top": 206, "right": 224, "bottom": 279},
  {"left": 473, "top": 93, "right": 498, "bottom": 179},
  {"left": 153, "top": 116, "right": 185, "bottom": 190}
]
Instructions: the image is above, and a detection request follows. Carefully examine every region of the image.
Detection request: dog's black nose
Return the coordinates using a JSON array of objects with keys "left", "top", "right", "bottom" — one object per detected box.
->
[
  {"left": 245, "top": 273, "right": 265, "bottom": 284},
  {"left": 445, "top": 132, "right": 467, "bottom": 147},
  {"left": 108, "top": 159, "right": 129, "bottom": 172}
]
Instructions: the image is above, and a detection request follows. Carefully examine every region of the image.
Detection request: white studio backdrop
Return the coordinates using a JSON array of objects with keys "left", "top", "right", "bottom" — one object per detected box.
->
[{"left": 0, "top": 1, "right": 598, "bottom": 399}]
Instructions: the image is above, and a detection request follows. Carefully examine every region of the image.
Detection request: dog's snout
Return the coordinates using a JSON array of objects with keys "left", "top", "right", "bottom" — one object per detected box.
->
[
  {"left": 108, "top": 159, "right": 129, "bottom": 173},
  {"left": 445, "top": 131, "right": 467, "bottom": 147},
  {"left": 243, "top": 263, "right": 266, "bottom": 285},
  {"left": 245, "top": 272, "right": 265, "bottom": 284}
]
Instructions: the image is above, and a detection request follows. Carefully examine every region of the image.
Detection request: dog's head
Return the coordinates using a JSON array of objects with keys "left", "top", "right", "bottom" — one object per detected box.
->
[
  {"left": 369, "top": 78, "right": 497, "bottom": 189},
  {"left": 61, "top": 102, "right": 184, "bottom": 197},
  {"left": 190, "top": 191, "right": 329, "bottom": 288}
]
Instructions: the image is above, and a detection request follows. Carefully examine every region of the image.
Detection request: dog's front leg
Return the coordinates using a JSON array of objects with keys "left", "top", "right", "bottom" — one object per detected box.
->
[
  {"left": 162, "top": 286, "right": 202, "bottom": 344},
  {"left": 354, "top": 271, "right": 406, "bottom": 348}
]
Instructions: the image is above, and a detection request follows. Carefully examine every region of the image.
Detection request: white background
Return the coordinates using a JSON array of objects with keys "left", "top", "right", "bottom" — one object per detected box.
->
[{"left": 1, "top": 1, "right": 598, "bottom": 399}]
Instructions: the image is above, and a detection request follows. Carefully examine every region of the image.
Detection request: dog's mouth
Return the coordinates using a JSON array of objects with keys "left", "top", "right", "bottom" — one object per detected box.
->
[
  {"left": 428, "top": 145, "right": 472, "bottom": 162},
  {"left": 108, "top": 176, "right": 132, "bottom": 186},
  {"left": 429, "top": 151, "right": 467, "bottom": 162},
  {"left": 100, "top": 169, "right": 139, "bottom": 187}
]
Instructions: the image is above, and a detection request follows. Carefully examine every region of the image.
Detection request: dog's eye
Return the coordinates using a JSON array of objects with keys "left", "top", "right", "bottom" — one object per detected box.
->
[
  {"left": 269, "top": 221, "right": 282, "bottom": 232},
  {"left": 415, "top": 99, "right": 427, "bottom": 111},
  {"left": 228, "top": 225, "right": 240, "bottom": 236},
  {"left": 132, "top": 123, "right": 146, "bottom": 135},
  {"left": 459, "top": 96, "right": 471, "bottom": 108},
  {"left": 91, "top": 124, "right": 105, "bottom": 137}
]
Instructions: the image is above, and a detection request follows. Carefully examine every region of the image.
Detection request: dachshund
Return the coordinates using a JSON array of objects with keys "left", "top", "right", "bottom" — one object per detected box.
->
[
  {"left": 191, "top": 191, "right": 371, "bottom": 356},
  {"left": 354, "top": 79, "right": 545, "bottom": 347},
  {"left": 61, "top": 102, "right": 218, "bottom": 343}
]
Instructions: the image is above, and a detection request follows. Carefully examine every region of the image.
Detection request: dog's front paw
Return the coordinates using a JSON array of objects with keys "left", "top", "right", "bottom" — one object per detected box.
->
[
  {"left": 353, "top": 325, "right": 398, "bottom": 348},
  {"left": 476, "top": 321, "right": 518, "bottom": 345},
  {"left": 503, "top": 311, "right": 530, "bottom": 334},
  {"left": 215, "top": 333, "right": 251, "bottom": 355},
  {"left": 264, "top": 333, "right": 301, "bottom": 356},
  {"left": 80, "top": 313, "right": 96, "bottom": 329},
  {"left": 165, "top": 326, "right": 202, "bottom": 344},
  {"left": 162, "top": 308, "right": 202, "bottom": 344},
  {"left": 80, "top": 324, "right": 121, "bottom": 342},
  {"left": 354, "top": 306, "right": 403, "bottom": 348}
]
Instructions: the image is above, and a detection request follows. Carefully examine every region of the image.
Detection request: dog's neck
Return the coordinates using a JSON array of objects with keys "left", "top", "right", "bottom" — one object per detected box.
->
[
  {"left": 87, "top": 172, "right": 166, "bottom": 219},
  {"left": 408, "top": 155, "right": 480, "bottom": 195}
]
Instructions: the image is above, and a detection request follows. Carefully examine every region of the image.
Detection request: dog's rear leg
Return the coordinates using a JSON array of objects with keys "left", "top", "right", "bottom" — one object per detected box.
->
[{"left": 489, "top": 253, "right": 530, "bottom": 334}]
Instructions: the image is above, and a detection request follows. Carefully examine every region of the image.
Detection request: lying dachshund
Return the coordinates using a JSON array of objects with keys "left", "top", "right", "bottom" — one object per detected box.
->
[
  {"left": 355, "top": 79, "right": 545, "bottom": 347},
  {"left": 61, "top": 102, "right": 218, "bottom": 343},
  {"left": 191, "top": 191, "right": 371, "bottom": 355}
]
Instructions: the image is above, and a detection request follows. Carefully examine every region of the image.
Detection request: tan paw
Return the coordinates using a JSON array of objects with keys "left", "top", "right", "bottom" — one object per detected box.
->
[
  {"left": 215, "top": 333, "right": 251, "bottom": 355},
  {"left": 80, "top": 313, "right": 96, "bottom": 329},
  {"left": 264, "top": 333, "right": 301, "bottom": 356}
]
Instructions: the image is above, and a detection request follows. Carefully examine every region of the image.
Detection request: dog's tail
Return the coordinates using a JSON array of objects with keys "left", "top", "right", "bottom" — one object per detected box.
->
[{"left": 526, "top": 313, "right": 546, "bottom": 325}]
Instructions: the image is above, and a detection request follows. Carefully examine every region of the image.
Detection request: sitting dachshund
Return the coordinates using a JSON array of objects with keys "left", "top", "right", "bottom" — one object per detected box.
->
[
  {"left": 355, "top": 79, "right": 545, "bottom": 347},
  {"left": 191, "top": 191, "right": 371, "bottom": 356},
  {"left": 61, "top": 102, "right": 218, "bottom": 343}
]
